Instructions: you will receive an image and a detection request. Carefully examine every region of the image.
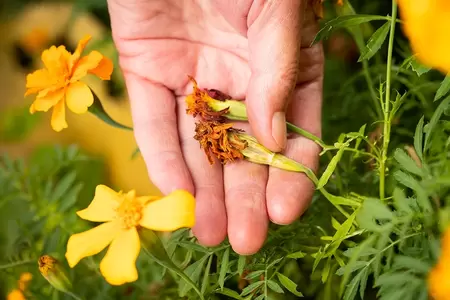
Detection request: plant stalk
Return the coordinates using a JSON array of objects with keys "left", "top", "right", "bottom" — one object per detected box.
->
[{"left": 379, "top": 1, "right": 398, "bottom": 200}]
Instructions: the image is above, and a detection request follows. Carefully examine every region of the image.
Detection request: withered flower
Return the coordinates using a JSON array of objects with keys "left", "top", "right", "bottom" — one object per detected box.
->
[
  {"left": 186, "top": 76, "right": 248, "bottom": 121},
  {"left": 194, "top": 120, "right": 246, "bottom": 164}
]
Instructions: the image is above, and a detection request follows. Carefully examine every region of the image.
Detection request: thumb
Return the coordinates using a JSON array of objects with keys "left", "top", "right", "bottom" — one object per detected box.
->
[{"left": 246, "top": 0, "right": 304, "bottom": 152}]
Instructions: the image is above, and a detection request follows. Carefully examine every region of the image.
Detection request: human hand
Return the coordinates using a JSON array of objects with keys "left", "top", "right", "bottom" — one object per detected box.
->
[{"left": 107, "top": 0, "right": 323, "bottom": 254}]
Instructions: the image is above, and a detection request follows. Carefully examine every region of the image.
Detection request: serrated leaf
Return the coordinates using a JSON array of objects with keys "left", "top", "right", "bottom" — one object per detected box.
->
[
  {"left": 392, "top": 187, "right": 412, "bottom": 214},
  {"left": 414, "top": 116, "right": 424, "bottom": 161},
  {"left": 392, "top": 256, "right": 430, "bottom": 273},
  {"left": 326, "top": 210, "right": 358, "bottom": 256},
  {"left": 425, "top": 94, "right": 450, "bottom": 151},
  {"left": 394, "top": 148, "right": 424, "bottom": 177},
  {"left": 267, "top": 257, "right": 284, "bottom": 270},
  {"left": 358, "top": 21, "right": 390, "bottom": 61},
  {"left": 343, "top": 269, "right": 364, "bottom": 300},
  {"left": 245, "top": 270, "right": 265, "bottom": 280},
  {"left": 394, "top": 170, "right": 431, "bottom": 212},
  {"left": 178, "top": 255, "right": 208, "bottom": 296},
  {"left": 317, "top": 147, "right": 346, "bottom": 189},
  {"left": 51, "top": 172, "right": 77, "bottom": 202},
  {"left": 59, "top": 183, "right": 83, "bottom": 212},
  {"left": 435, "top": 75, "right": 450, "bottom": 102},
  {"left": 313, "top": 15, "right": 389, "bottom": 44},
  {"left": 286, "top": 251, "right": 305, "bottom": 259},
  {"left": 177, "top": 241, "right": 211, "bottom": 253},
  {"left": 276, "top": 273, "right": 304, "bottom": 297},
  {"left": 218, "top": 247, "right": 230, "bottom": 290},
  {"left": 254, "top": 295, "right": 265, "bottom": 300},
  {"left": 201, "top": 255, "right": 213, "bottom": 295},
  {"left": 267, "top": 280, "right": 284, "bottom": 294},
  {"left": 359, "top": 267, "right": 369, "bottom": 299},
  {"left": 238, "top": 255, "right": 246, "bottom": 275},
  {"left": 215, "top": 287, "right": 243, "bottom": 299},
  {"left": 241, "top": 281, "right": 264, "bottom": 296},
  {"left": 408, "top": 56, "right": 432, "bottom": 76},
  {"left": 336, "top": 261, "right": 368, "bottom": 276}
]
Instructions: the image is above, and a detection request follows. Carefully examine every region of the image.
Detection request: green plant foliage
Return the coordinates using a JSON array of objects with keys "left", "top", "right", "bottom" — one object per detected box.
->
[{"left": 4, "top": 0, "right": 450, "bottom": 299}]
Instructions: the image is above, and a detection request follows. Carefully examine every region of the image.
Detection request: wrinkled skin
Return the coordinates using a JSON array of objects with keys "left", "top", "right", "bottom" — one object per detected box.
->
[{"left": 107, "top": 0, "right": 324, "bottom": 254}]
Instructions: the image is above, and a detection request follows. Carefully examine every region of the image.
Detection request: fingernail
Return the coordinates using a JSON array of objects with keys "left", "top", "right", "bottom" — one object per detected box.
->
[{"left": 272, "top": 112, "right": 287, "bottom": 150}]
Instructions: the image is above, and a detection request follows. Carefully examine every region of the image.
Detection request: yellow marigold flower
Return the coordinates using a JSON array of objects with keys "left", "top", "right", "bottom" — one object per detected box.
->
[
  {"left": 25, "top": 35, "right": 113, "bottom": 132},
  {"left": 7, "top": 289, "right": 25, "bottom": 300},
  {"left": 429, "top": 227, "right": 450, "bottom": 299},
  {"left": 65, "top": 185, "right": 195, "bottom": 286},
  {"left": 398, "top": 0, "right": 450, "bottom": 74}
]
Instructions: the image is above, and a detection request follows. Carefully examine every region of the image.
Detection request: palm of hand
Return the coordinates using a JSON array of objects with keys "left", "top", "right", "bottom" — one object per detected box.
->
[{"left": 108, "top": 0, "right": 323, "bottom": 254}]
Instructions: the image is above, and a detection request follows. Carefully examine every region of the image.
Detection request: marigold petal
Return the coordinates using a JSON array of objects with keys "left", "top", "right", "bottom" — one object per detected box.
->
[
  {"left": 70, "top": 35, "right": 92, "bottom": 69},
  {"left": 140, "top": 190, "right": 195, "bottom": 231},
  {"left": 71, "top": 51, "right": 104, "bottom": 81},
  {"left": 66, "top": 82, "right": 94, "bottom": 114},
  {"left": 25, "top": 69, "right": 54, "bottom": 94},
  {"left": 51, "top": 100, "right": 68, "bottom": 132},
  {"left": 41, "top": 45, "right": 71, "bottom": 76},
  {"left": 89, "top": 56, "right": 114, "bottom": 80},
  {"left": 99, "top": 228, "right": 140, "bottom": 285},
  {"left": 7, "top": 289, "right": 25, "bottom": 300},
  {"left": 76, "top": 185, "right": 122, "bottom": 222},
  {"left": 65, "top": 221, "right": 119, "bottom": 268},
  {"left": 32, "top": 88, "right": 65, "bottom": 112}
]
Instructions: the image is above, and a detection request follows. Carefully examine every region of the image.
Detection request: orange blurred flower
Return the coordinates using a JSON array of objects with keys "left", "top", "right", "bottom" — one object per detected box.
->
[
  {"left": 398, "top": 0, "right": 450, "bottom": 74},
  {"left": 429, "top": 227, "right": 450, "bottom": 299},
  {"left": 25, "top": 35, "right": 113, "bottom": 131},
  {"left": 7, "top": 272, "right": 33, "bottom": 300}
]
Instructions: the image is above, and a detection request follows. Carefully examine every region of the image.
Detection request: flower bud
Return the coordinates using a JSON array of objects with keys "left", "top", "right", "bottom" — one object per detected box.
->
[{"left": 38, "top": 255, "right": 72, "bottom": 293}]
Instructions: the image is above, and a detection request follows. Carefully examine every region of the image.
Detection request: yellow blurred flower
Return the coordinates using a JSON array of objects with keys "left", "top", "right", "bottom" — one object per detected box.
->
[
  {"left": 398, "top": 0, "right": 450, "bottom": 74},
  {"left": 20, "top": 27, "right": 49, "bottom": 54},
  {"left": 65, "top": 185, "right": 196, "bottom": 285},
  {"left": 25, "top": 34, "right": 113, "bottom": 132},
  {"left": 7, "top": 272, "right": 33, "bottom": 300},
  {"left": 429, "top": 227, "right": 450, "bottom": 299}
]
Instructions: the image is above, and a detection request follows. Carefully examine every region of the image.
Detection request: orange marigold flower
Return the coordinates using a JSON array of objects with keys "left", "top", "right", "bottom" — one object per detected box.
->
[
  {"left": 429, "top": 227, "right": 450, "bottom": 299},
  {"left": 21, "top": 27, "right": 49, "bottom": 54},
  {"left": 194, "top": 120, "right": 246, "bottom": 164},
  {"left": 7, "top": 272, "right": 33, "bottom": 300},
  {"left": 398, "top": 0, "right": 450, "bottom": 74},
  {"left": 25, "top": 34, "right": 113, "bottom": 132},
  {"left": 7, "top": 289, "right": 25, "bottom": 300}
]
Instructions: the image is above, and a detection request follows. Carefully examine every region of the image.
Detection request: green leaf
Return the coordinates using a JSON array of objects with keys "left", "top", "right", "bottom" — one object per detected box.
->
[
  {"left": 218, "top": 247, "right": 230, "bottom": 290},
  {"left": 51, "top": 172, "right": 77, "bottom": 202},
  {"left": 392, "top": 187, "right": 412, "bottom": 214},
  {"left": 414, "top": 116, "right": 424, "bottom": 161},
  {"left": 321, "top": 257, "right": 332, "bottom": 283},
  {"left": 201, "top": 255, "right": 213, "bottom": 295},
  {"left": 393, "top": 256, "right": 430, "bottom": 274},
  {"left": 336, "top": 261, "right": 368, "bottom": 276},
  {"left": 343, "top": 268, "right": 365, "bottom": 300},
  {"left": 241, "top": 281, "right": 264, "bottom": 296},
  {"left": 276, "top": 273, "right": 304, "bottom": 297},
  {"left": 358, "top": 267, "right": 369, "bottom": 299},
  {"left": 425, "top": 94, "right": 450, "bottom": 151},
  {"left": 394, "top": 148, "right": 424, "bottom": 177},
  {"left": 88, "top": 92, "right": 133, "bottom": 131},
  {"left": 177, "top": 241, "right": 211, "bottom": 253},
  {"left": 358, "top": 21, "right": 390, "bottom": 61},
  {"left": 214, "top": 287, "right": 243, "bottom": 299},
  {"left": 313, "top": 15, "right": 389, "bottom": 44},
  {"left": 286, "top": 251, "right": 305, "bottom": 259},
  {"left": 245, "top": 270, "right": 265, "bottom": 280},
  {"left": 267, "top": 257, "right": 283, "bottom": 270},
  {"left": 317, "top": 147, "right": 346, "bottom": 189},
  {"left": 238, "top": 255, "right": 246, "bottom": 275},
  {"left": 394, "top": 170, "right": 431, "bottom": 212},
  {"left": 325, "top": 210, "right": 358, "bottom": 256},
  {"left": 179, "top": 255, "right": 209, "bottom": 296},
  {"left": 408, "top": 56, "right": 432, "bottom": 76},
  {"left": 267, "top": 280, "right": 284, "bottom": 294},
  {"left": 59, "top": 183, "right": 83, "bottom": 212},
  {"left": 435, "top": 75, "right": 450, "bottom": 101}
]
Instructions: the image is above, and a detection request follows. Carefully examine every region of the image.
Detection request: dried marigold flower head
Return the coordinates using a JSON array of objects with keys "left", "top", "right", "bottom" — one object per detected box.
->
[
  {"left": 194, "top": 120, "right": 247, "bottom": 164},
  {"left": 186, "top": 76, "right": 248, "bottom": 121}
]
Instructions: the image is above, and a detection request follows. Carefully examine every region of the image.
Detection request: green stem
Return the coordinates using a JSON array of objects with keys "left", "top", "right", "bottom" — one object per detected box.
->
[
  {"left": 141, "top": 246, "right": 205, "bottom": 300},
  {"left": 286, "top": 122, "right": 326, "bottom": 148},
  {"left": 65, "top": 291, "right": 84, "bottom": 300},
  {"left": 379, "top": 1, "right": 397, "bottom": 200},
  {"left": 0, "top": 259, "right": 35, "bottom": 270}
]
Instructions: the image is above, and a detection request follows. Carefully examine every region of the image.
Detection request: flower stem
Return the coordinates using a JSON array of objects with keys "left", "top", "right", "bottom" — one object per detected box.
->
[
  {"left": 0, "top": 259, "right": 35, "bottom": 270},
  {"left": 379, "top": 1, "right": 397, "bottom": 200},
  {"left": 286, "top": 122, "right": 326, "bottom": 148},
  {"left": 66, "top": 291, "right": 84, "bottom": 300},
  {"left": 141, "top": 239, "right": 204, "bottom": 300}
]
